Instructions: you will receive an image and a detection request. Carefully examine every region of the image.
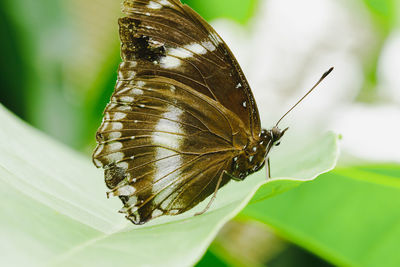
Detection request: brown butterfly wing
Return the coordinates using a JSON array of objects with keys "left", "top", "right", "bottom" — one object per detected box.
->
[
  {"left": 93, "top": 77, "right": 247, "bottom": 224},
  {"left": 92, "top": 0, "right": 260, "bottom": 224},
  {"left": 121, "top": 0, "right": 261, "bottom": 138}
]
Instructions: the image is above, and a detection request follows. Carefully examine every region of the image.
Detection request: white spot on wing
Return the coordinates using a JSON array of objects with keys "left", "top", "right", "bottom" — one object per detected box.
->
[
  {"left": 159, "top": 0, "right": 173, "bottom": 7},
  {"left": 160, "top": 198, "right": 172, "bottom": 210},
  {"left": 160, "top": 56, "right": 181, "bottom": 69},
  {"left": 127, "top": 196, "right": 138, "bottom": 207},
  {"left": 152, "top": 209, "right": 163, "bottom": 218},
  {"left": 184, "top": 43, "right": 207, "bottom": 55},
  {"left": 118, "top": 105, "right": 132, "bottom": 111},
  {"left": 108, "top": 132, "right": 122, "bottom": 139},
  {"left": 136, "top": 81, "right": 146, "bottom": 87},
  {"left": 106, "top": 152, "right": 124, "bottom": 163},
  {"left": 152, "top": 106, "right": 184, "bottom": 196},
  {"left": 242, "top": 101, "right": 247, "bottom": 108},
  {"left": 120, "top": 96, "right": 135, "bottom": 102},
  {"left": 117, "top": 162, "right": 129, "bottom": 169},
  {"left": 131, "top": 89, "right": 144, "bottom": 95},
  {"left": 113, "top": 112, "right": 127, "bottom": 120},
  {"left": 152, "top": 106, "right": 184, "bottom": 150},
  {"left": 109, "top": 142, "right": 123, "bottom": 151},
  {"left": 147, "top": 1, "right": 162, "bottom": 9},
  {"left": 101, "top": 121, "right": 123, "bottom": 131},
  {"left": 201, "top": 40, "right": 216, "bottom": 51},
  {"left": 167, "top": 47, "right": 193, "bottom": 58},
  {"left": 112, "top": 122, "right": 123, "bottom": 130},
  {"left": 117, "top": 185, "right": 136, "bottom": 196}
]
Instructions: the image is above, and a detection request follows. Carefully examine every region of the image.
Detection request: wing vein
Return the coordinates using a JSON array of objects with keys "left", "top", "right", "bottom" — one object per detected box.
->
[
  {"left": 166, "top": 157, "right": 229, "bottom": 210},
  {"left": 112, "top": 95, "right": 232, "bottom": 144}
]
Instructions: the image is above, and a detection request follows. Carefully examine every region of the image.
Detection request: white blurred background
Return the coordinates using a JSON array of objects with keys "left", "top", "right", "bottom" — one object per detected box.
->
[{"left": 212, "top": 0, "right": 400, "bottom": 163}]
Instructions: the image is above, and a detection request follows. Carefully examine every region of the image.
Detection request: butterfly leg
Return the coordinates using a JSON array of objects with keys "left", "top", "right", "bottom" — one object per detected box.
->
[
  {"left": 267, "top": 158, "right": 271, "bottom": 179},
  {"left": 195, "top": 170, "right": 226, "bottom": 216}
]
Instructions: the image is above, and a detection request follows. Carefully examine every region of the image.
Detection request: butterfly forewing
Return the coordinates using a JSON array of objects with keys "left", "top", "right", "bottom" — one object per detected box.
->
[
  {"left": 93, "top": 0, "right": 265, "bottom": 224},
  {"left": 121, "top": 0, "right": 261, "bottom": 137}
]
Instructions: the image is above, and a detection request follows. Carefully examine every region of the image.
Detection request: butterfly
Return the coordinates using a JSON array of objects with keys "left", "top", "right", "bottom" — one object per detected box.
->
[{"left": 92, "top": 0, "right": 333, "bottom": 225}]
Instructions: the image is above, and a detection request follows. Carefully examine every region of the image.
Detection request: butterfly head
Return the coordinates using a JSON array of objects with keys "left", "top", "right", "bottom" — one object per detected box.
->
[{"left": 268, "top": 126, "right": 289, "bottom": 147}]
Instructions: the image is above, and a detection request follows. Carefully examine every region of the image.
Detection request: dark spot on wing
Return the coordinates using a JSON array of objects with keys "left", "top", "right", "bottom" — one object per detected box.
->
[
  {"left": 119, "top": 17, "right": 166, "bottom": 62},
  {"left": 105, "top": 164, "right": 127, "bottom": 189}
]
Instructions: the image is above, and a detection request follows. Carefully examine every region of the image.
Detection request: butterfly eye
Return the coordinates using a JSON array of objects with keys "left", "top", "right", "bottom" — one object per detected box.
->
[{"left": 275, "top": 142, "right": 281, "bottom": 146}]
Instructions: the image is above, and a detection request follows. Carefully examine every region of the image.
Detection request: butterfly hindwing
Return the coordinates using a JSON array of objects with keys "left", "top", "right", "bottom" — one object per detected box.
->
[
  {"left": 93, "top": 77, "right": 247, "bottom": 224},
  {"left": 120, "top": 154, "right": 232, "bottom": 224}
]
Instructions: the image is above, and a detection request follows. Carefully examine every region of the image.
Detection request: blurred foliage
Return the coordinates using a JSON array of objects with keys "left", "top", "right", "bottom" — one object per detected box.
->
[
  {"left": 362, "top": 0, "right": 397, "bottom": 27},
  {"left": 197, "top": 164, "right": 400, "bottom": 266},
  {"left": 239, "top": 164, "right": 400, "bottom": 267},
  {"left": 356, "top": 0, "right": 399, "bottom": 102},
  {"left": 182, "top": 0, "right": 259, "bottom": 25},
  {"left": 0, "top": 0, "right": 121, "bottom": 149},
  {"left": 197, "top": 165, "right": 400, "bottom": 266},
  {"left": 0, "top": 2, "right": 28, "bottom": 119}
]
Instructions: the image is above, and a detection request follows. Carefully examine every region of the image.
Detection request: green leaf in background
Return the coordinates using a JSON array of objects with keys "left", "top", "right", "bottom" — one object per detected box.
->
[
  {"left": 0, "top": 105, "right": 338, "bottom": 266},
  {"left": 240, "top": 164, "right": 400, "bottom": 267},
  {"left": 0, "top": 1, "right": 28, "bottom": 120},
  {"left": 0, "top": 0, "right": 121, "bottom": 149},
  {"left": 182, "top": 0, "right": 259, "bottom": 25},
  {"left": 357, "top": 0, "right": 399, "bottom": 102},
  {"left": 362, "top": 0, "right": 397, "bottom": 27}
]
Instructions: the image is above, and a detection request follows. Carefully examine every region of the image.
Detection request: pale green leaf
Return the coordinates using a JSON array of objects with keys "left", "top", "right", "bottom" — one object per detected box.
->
[{"left": 0, "top": 105, "right": 338, "bottom": 266}]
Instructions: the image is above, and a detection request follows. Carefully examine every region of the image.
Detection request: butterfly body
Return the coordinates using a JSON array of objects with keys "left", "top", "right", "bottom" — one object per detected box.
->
[{"left": 92, "top": 0, "right": 286, "bottom": 225}]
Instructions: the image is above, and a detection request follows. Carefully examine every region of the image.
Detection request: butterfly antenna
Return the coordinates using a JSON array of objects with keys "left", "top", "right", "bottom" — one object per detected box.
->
[{"left": 275, "top": 67, "right": 334, "bottom": 127}]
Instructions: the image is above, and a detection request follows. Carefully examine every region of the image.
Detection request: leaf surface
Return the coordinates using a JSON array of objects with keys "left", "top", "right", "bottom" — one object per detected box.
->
[
  {"left": 0, "top": 105, "right": 338, "bottom": 266},
  {"left": 240, "top": 164, "right": 400, "bottom": 267}
]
